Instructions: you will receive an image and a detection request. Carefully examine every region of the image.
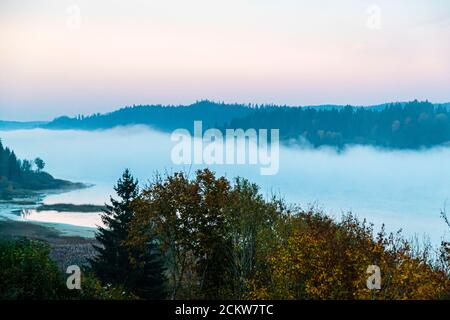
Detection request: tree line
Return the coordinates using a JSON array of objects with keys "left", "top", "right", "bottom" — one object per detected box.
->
[
  {"left": 91, "top": 169, "right": 450, "bottom": 299},
  {"left": 42, "top": 100, "right": 450, "bottom": 150},
  {"left": 0, "top": 139, "right": 81, "bottom": 199},
  {"left": 0, "top": 139, "right": 49, "bottom": 198},
  {"left": 44, "top": 100, "right": 253, "bottom": 132},
  {"left": 228, "top": 100, "right": 450, "bottom": 149}
]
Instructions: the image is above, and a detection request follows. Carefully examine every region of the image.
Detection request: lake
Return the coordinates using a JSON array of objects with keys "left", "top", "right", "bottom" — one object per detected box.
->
[{"left": 1, "top": 127, "right": 449, "bottom": 246}]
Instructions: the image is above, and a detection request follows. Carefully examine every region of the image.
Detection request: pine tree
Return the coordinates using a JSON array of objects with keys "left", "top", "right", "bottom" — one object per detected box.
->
[{"left": 90, "top": 169, "right": 166, "bottom": 299}]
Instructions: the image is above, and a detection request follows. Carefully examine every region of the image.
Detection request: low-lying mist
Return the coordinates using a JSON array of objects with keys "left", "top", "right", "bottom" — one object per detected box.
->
[{"left": 1, "top": 126, "right": 449, "bottom": 246}]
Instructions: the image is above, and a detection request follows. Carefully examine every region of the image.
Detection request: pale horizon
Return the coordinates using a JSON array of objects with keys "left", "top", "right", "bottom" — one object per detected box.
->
[
  {"left": 2, "top": 99, "right": 450, "bottom": 123},
  {"left": 1, "top": 0, "right": 449, "bottom": 120}
]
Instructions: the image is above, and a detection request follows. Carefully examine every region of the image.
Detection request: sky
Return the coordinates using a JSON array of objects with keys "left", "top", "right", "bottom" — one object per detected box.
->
[{"left": 0, "top": 0, "right": 449, "bottom": 121}]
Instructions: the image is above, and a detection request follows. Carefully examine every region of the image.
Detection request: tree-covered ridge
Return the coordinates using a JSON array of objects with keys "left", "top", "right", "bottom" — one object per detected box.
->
[
  {"left": 44, "top": 100, "right": 254, "bottom": 132},
  {"left": 228, "top": 100, "right": 450, "bottom": 149},
  {"left": 0, "top": 139, "right": 84, "bottom": 199},
  {"left": 40, "top": 100, "right": 450, "bottom": 149}
]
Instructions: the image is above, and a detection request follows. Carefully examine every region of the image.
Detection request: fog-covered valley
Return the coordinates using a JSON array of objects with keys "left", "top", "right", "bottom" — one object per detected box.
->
[{"left": 1, "top": 126, "right": 449, "bottom": 246}]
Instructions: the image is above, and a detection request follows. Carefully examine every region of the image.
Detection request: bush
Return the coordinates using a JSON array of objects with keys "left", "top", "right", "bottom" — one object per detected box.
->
[
  {"left": 247, "top": 212, "right": 450, "bottom": 300},
  {"left": 0, "top": 238, "right": 135, "bottom": 300},
  {"left": 0, "top": 239, "right": 68, "bottom": 299}
]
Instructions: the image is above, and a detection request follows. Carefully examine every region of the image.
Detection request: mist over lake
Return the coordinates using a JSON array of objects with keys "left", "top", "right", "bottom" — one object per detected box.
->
[{"left": 1, "top": 127, "right": 449, "bottom": 246}]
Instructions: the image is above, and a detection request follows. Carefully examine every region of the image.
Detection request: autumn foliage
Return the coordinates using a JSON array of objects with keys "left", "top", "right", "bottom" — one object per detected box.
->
[
  {"left": 126, "top": 169, "right": 450, "bottom": 300},
  {"left": 248, "top": 213, "right": 450, "bottom": 300}
]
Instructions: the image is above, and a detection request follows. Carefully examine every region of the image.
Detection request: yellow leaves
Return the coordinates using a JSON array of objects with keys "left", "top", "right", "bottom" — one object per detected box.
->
[
  {"left": 248, "top": 212, "right": 450, "bottom": 300},
  {"left": 124, "top": 170, "right": 450, "bottom": 300},
  {"left": 379, "top": 255, "right": 450, "bottom": 300}
]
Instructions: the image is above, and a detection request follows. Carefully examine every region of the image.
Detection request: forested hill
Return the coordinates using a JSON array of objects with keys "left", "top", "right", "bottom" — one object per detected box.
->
[
  {"left": 228, "top": 100, "right": 450, "bottom": 149},
  {"left": 41, "top": 100, "right": 450, "bottom": 149},
  {"left": 0, "top": 140, "right": 84, "bottom": 199},
  {"left": 44, "top": 100, "right": 254, "bottom": 131},
  {"left": 5, "top": 100, "right": 450, "bottom": 150}
]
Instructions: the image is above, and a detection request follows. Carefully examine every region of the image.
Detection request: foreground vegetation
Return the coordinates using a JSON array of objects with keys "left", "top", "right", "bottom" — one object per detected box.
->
[
  {"left": 0, "top": 239, "right": 133, "bottom": 300},
  {"left": 1, "top": 169, "right": 449, "bottom": 300}
]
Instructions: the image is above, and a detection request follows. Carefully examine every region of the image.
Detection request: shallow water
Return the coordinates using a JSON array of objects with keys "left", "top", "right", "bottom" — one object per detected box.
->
[{"left": 22, "top": 209, "right": 104, "bottom": 229}]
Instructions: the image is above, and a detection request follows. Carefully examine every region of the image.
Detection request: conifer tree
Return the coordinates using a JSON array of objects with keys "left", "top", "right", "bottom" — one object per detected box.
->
[{"left": 91, "top": 169, "right": 166, "bottom": 299}]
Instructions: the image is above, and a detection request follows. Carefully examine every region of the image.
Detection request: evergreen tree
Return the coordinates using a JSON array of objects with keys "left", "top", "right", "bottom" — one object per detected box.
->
[
  {"left": 91, "top": 169, "right": 166, "bottom": 299},
  {"left": 21, "top": 159, "right": 33, "bottom": 172}
]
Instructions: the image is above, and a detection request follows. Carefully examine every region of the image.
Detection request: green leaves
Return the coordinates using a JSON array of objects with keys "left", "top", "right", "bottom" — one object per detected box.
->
[{"left": 0, "top": 239, "right": 67, "bottom": 300}]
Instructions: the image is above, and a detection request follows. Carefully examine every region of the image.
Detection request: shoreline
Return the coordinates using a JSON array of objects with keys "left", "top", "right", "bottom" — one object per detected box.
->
[
  {"left": 0, "top": 183, "right": 102, "bottom": 238},
  {"left": 0, "top": 220, "right": 99, "bottom": 270}
]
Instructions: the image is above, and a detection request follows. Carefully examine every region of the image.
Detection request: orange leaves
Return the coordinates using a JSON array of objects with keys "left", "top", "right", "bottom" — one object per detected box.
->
[
  {"left": 249, "top": 212, "right": 450, "bottom": 300},
  {"left": 125, "top": 170, "right": 450, "bottom": 300}
]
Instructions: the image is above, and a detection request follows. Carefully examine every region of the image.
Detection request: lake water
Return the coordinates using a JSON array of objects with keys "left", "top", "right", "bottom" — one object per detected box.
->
[{"left": 1, "top": 127, "right": 449, "bottom": 246}]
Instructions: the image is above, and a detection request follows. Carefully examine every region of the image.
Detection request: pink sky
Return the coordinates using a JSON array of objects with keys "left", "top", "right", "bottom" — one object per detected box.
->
[{"left": 0, "top": 0, "right": 449, "bottom": 120}]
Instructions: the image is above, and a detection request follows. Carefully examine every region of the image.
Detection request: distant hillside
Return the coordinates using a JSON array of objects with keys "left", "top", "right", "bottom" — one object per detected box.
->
[
  {"left": 228, "top": 100, "right": 450, "bottom": 149},
  {"left": 0, "top": 121, "right": 47, "bottom": 131},
  {"left": 43, "top": 100, "right": 254, "bottom": 132},
  {"left": 3, "top": 99, "right": 450, "bottom": 150}
]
